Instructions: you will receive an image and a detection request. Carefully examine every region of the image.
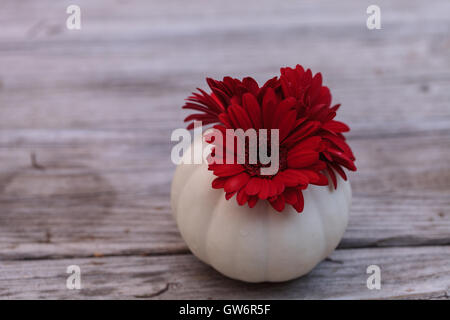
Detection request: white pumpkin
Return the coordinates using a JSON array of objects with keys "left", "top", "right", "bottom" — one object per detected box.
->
[{"left": 171, "top": 135, "right": 352, "bottom": 283}]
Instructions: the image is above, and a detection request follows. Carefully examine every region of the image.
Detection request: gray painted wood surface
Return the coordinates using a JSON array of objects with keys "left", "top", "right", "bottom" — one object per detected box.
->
[{"left": 0, "top": 0, "right": 449, "bottom": 299}]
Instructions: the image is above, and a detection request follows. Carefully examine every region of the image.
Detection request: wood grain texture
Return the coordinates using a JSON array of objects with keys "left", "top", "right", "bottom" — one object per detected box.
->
[
  {"left": 1, "top": 246, "right": 449, "bottom": 299},
  {"left": 0, "top": 0, "right": 449, "bottom": 299}
]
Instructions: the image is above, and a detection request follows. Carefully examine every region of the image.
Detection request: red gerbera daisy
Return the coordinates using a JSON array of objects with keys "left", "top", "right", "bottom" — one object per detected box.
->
[
  {"left": 278, "top": 65, "right": 356, "bottom": 188},
  {"left": 183, "top": 76, "right": 279, "bottom": 130},
  {"left": 182, "top": 65, "right": 356, "bottom": 212}
]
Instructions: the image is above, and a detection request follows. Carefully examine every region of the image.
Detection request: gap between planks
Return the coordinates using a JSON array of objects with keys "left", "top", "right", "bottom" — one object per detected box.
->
[
  {"left": 1, "top": 245, "right": 449, "bottom": 299},
  {"left": 2, "top": 243, "right": 450, "bottom": 262}
]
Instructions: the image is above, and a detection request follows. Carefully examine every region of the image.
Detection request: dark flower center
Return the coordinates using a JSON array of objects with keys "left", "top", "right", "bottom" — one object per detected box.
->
[{"left": 243, "top": 143, "right": 288, "bottom": 177}]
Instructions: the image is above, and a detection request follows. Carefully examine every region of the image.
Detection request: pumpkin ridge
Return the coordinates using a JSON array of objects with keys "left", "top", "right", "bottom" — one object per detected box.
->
[
  {"left": 175, "top": 164, "right": 202, "bottom": 220},
  {"left": 204, "top": 192, "right": 232, "bottom": 271},
  {"left": 262, "top": 202, "right": 271, "bottom": 281},
  {"left": 331, "top": 173, "right": 351, "bottom": 254},
  {"left": 264, "top": 200, "right": 276, "bottom": 281},
  {"left": 308, "top": 184, "right": 329, "bottom": 261},
  {"left": 171, "top": 138, "right": 205, "bottom": 218},
  {"left": 200, "top": 167, "right": 225, "bottom": 264}
]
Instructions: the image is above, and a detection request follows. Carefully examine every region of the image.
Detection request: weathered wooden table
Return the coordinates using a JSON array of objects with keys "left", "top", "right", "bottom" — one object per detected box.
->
[{"left": 0, "top": 0, "right": 449, "bottom": 299}]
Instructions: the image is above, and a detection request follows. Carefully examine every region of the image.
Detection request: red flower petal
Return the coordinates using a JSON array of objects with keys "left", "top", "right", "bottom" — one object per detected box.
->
[
  {"left": 270, "top": 195, "right": 285, "bottom": 212},
  {"left": 262, "top": 88, "right": 278, "bottom": 128},
  {"left": 308, "top": 171, "right": 329, "bottom": 186},
  {"left": 277, "top": 110, "right": 297, "bottom": 141},
  {"left": 267, "top": 179, "right": 278, "bottom": 198},
  {"left": 328, "top": 148, "right": 357, "bottom": 171},
  {"left": 330, "top": 162, "right": 347, "bottom": 181},
  {"left": 248, "top": 195, "right": 258, "bottom": 208},
  {"left": 283, "top": 188, "right": 298, "bottom": 205},
  {"left": 242, "top": 77, "right": 259, "bottom": 96},
  {"left": 212, "top": 177, "right": 227, "bottom": 189},
  {"left": 245, "top": 177, "right": 262, "bottom": 195},
  {"left": 218, "top": 113, "right": 233, "bottom": 128},
  {"left": 289, "top": 136, "right": 322, "bottom": 153},
  {"left": 237, "top": 188, "right": 249, "bottom": 205},
  {"left": 287, "top": 151, "right": 319, "bottom": 168},
  {"left": 322, "top": 120, "right": 350, "bottom": 133},
  {"left": 228, "top": 104, "right": 253, "bottom": 130},
  {"left": 272, "top": 175, "right": 286, "bottom": 194},
  {"left": 225, "top": 191, "right": 237, "bottom": 200},
  {"left": 258, "top": 179, "right": 270, "bottom": 200},
  {"left": 224, "top": 172, "right": 250, "bottom": 193},
  {"left": 326, "top": 164, "right": 338, "bottom": 189},
  {"left": 276, "top": 170, "right": 298, "bottom": 187},
  {"left": 292, "top": 189, "right": 304, "bottom": 213},
  {"left": 323, "top": 133, "right": 355, "bottom": 160},
  {"left": 309, "top": 73, "right": 323, "bottom": 103},
  {"left": 272, "top": 97, "right": 296, "bottom": 128},
  {"left": 242, "top": 93, "right": 262, "bottom": 129},
  {"left": 283, "top": 121, "right": 321, "bottom": 147}
]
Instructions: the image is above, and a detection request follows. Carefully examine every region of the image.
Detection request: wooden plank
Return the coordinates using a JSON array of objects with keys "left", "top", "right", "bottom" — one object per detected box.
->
[
  {"left": 0, "top": 1, "right": 450, "bottom": 130},
  {"left": 1, "top": 0, "right": 449, "bottom": 42},
  {"left": 0, "top": 0, "right": 449, "bottom": 300},
  {"left": 0, "top": 128, "right": 449, "bottom": 260},
  {"left": 0, "top": 246, "right": 449, "bottom": 299},
  {"left": 1, "top": 79, "right": 450, "bottom": 132},
  {"left": 0, "top": 0, "right": 448, "bottom": 259}
]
